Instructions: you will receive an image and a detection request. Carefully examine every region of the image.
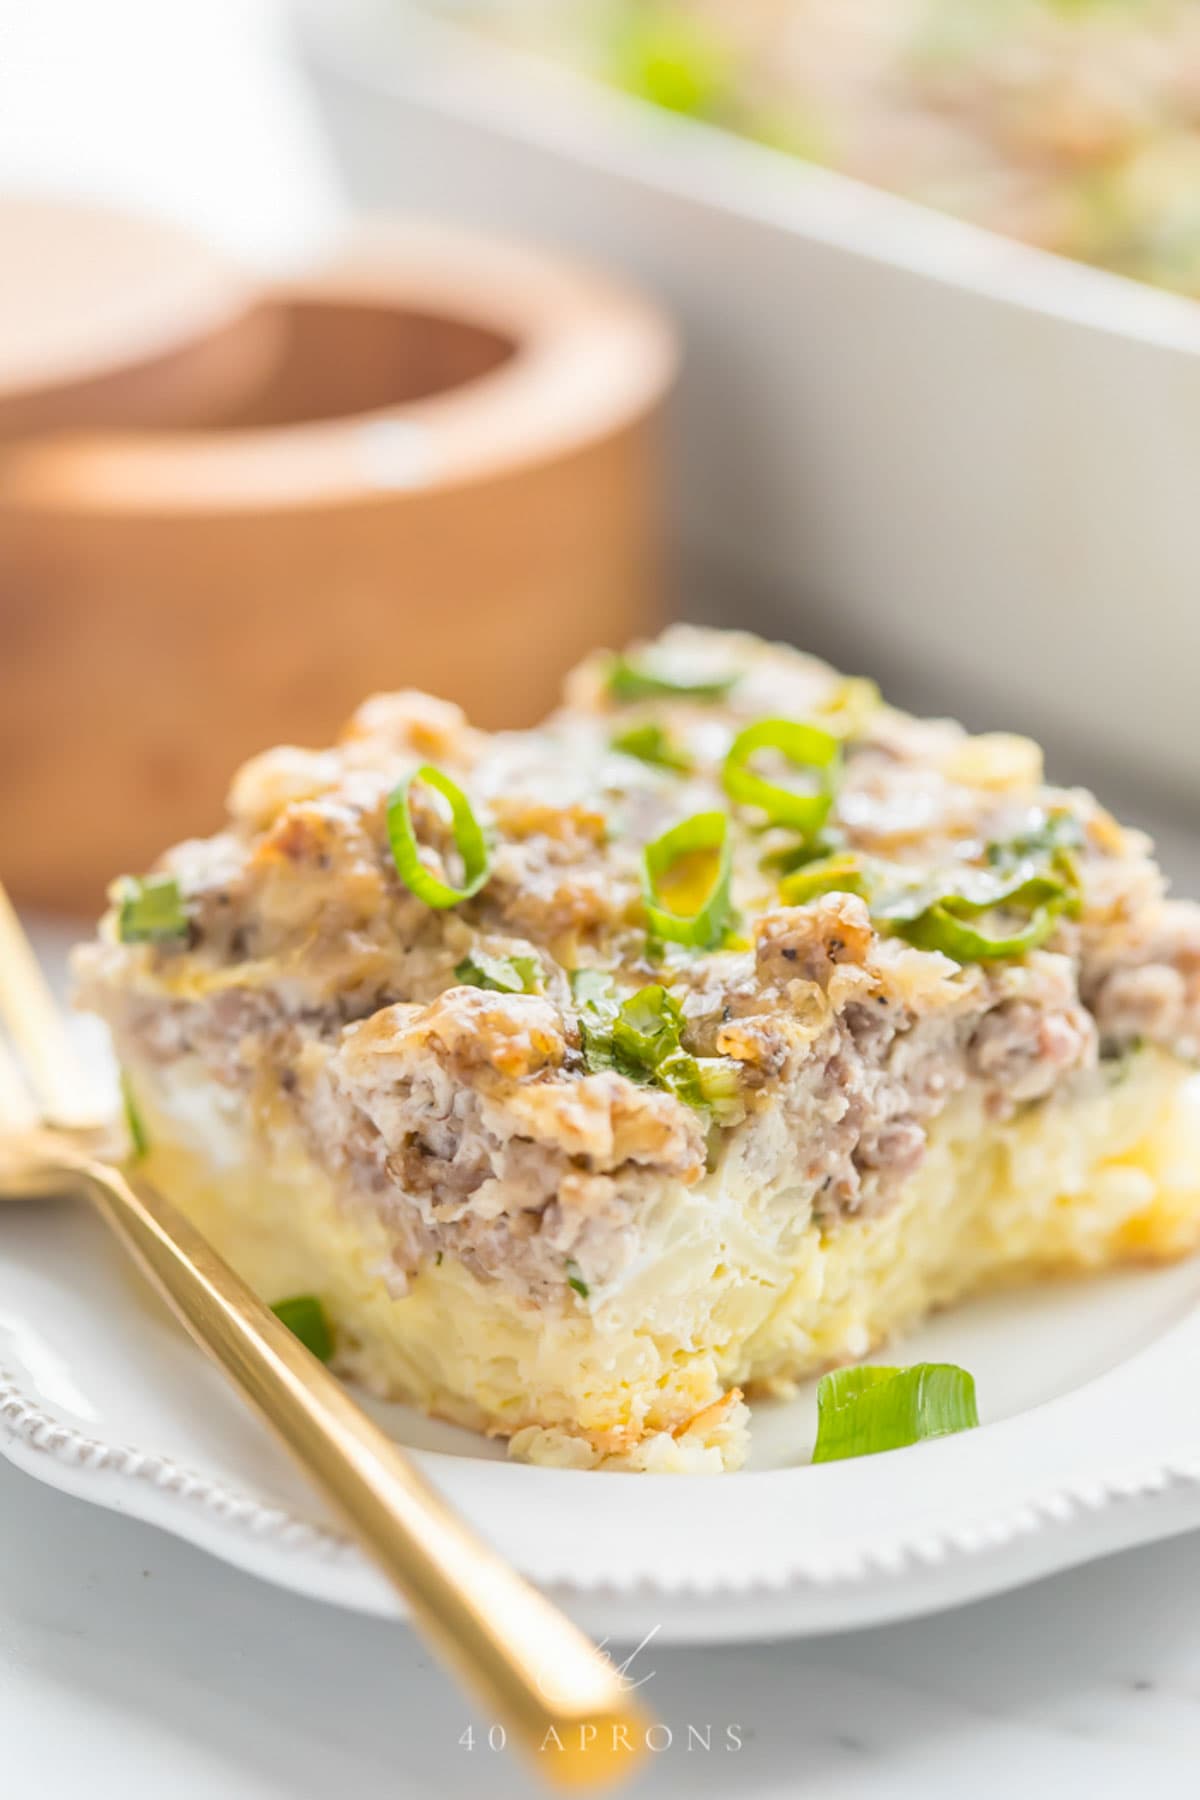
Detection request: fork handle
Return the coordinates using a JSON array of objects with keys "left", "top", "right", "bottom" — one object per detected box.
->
[{"left": 71, "top": 1156, "right": 645, "bottom": 1788}]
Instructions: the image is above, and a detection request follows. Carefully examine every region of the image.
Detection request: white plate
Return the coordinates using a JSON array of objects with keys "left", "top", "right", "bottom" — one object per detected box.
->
[
  {"left": 7, "top": 1173, "right": 1200, "bottom": 1643},
  {"left": 7, "top": 915, "right": 1200, "bottom": 1644}
]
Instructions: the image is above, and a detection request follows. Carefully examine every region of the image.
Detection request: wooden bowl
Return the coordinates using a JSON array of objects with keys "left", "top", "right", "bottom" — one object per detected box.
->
[
  {"left": 0, "top": 218, "right": 677, "bottom": 912},
  {"left": 0, "top": 197, "right": 282, "bottom": 440}
]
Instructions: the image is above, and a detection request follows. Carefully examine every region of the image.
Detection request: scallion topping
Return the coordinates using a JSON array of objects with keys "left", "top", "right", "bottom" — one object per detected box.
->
[
  {"left": 812, "top": 1363, "right": 979, "bottom": 1464},
  {"left": 875, "top": 864, "right": 1069, "bottom": 963},
  {"left": 120, "top": 1070, "right": 147, "bottom": 1161},
  {"left": 386, "top": 765, "right": 491, "bottom": 909},
  {"left": 606, "top": 654, "right": 737, "bottom": 704},
  {"left": 271, "top": 1294, "right": 334, "bottom": 1363},
  {"left": 985, "top": 809, "right": 1084, "bottom": 868},
  {"left": 116, "top": 875, "right": 188, "bottom": 944},
  {"left": 779, "top": 851, "right": 869, "bottom": 907},
  {"left": 565, "top": 1260, "right": 590, "bottom": 1299},
  {"left": 571, "top": 972, "right": 741, "bottom": 1115},
  {"left": 610, "top": 721, "right": 694, "bottom": 773},
  {"left": 722, "top": 718, "right": 841, "bottom": 833},
  {"left": 454, "top": 950, "right": 541, "bottom": 995},
  {"left": 642, "top": 811, "right": 736, "bottom": 949}
]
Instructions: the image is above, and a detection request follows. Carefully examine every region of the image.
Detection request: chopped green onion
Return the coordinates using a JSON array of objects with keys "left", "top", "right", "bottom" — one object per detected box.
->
[
  {"left": 120, "top": 1069, "right": 147, "bottom": 1161},
  {"left": 722, "top": 718, "right": 841, "bottom": 833},
  {"left": 386, "top": 765, "right": 491, "bottom": 909},
  {"left": 606, "top": 653, "right": 737, "bottom": 704},
  {"left": 571, "top": 972, "right": 741, "bottom": 1114},
  {"left": 656, "top": 1047, "right": 743, "bottom": 1116},
  {"left": 876, "top": 865, "right": 1068, "bottom": 963},
  {"left": 986, "top": 809, "right": 1084, "bottom": 867},
  {"left": 610, "top": 721, "right": 694, "bottom": 773},
  {"left": 454, "top": 950, "right": 541, "bottom": 995},
  {"left": 570, "top": 968, "right": 619, "bottom": 1009},
  {"left": 611, "top": 982, "right": 685, "bottom": 1071},
  {"left": 608, "top": 6, "right": 735, "bottom": 119},
  {"left": 642, "top": 811, "right": 736, "bottom": 949},
  {"left": 760, "top": 830, "right": 845, "bottom": 877},
  {"left": 779, "top": 852, "right": 870, "bottom": 907},
  {"left": 565, "top": 1259, "right": 590, "bottom": 1299},
  {"left": 893, "top": 897, "right": 1063, "bottom": 961},
  {"left": 986, "top": 809, "right": 1085, "bottom": 916},
  {"left": 812, "top": 1363, "right": 979, "bottom": 1464},
  {"left": 116, "top": 875, "right": 188, "bottom": 944},
  {"left": 271, "top": 1294, "right": 334, "bottom": 1363}
]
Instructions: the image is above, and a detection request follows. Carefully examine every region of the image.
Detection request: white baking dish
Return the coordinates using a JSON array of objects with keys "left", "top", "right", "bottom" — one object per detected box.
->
[{"left": 295, "top": 0, "right": 1200, "bottom": 801}]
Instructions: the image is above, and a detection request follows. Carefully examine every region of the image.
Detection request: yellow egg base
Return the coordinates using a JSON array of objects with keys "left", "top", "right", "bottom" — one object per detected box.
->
[{"left": 131, "top": 1049, "right": 1200, "bottom": 1472}]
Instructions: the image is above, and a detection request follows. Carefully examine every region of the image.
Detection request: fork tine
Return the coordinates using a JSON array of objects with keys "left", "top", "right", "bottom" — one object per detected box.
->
[{"left": 0, "top": 881, "right": 96, "bottom": 1128}]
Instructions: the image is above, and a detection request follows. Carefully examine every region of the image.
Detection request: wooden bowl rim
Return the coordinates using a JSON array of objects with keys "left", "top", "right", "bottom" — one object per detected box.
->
[{"left": 0, "top": 219, "right": 678, "bottom": 514}]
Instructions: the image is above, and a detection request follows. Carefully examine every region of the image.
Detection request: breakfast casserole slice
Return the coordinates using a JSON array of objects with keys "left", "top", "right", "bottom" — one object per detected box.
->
[{"left": 76, "top": 628, "right": 1200, "bottom": 1472}]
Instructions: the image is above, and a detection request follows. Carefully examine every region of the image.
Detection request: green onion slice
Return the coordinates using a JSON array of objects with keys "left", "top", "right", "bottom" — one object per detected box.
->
[
  {"left": 116, "top": 875, "right": 188, "bottom": 944},
  {"left": 642, "top": 811, "right": 736, "bottom": 949},
  {"left": 875, "top": 864, "right": 1068, "bottom": 963},
  {"left": 760, "top": 830, "right": 845, "bottom": 877},
  {"left": 120, "top": 1070, "right": 148, "bottom": 1161},
  {"left": 571, "top": 972, "right": 740, "bottom": 1114},
  {"left": 386, "top": 765, "right": 491, "bottom": 909},
  {"left": 609, "top": 8, "right": 734, "bottom": 119},
  {"left": 812, "top": 1363, "right": 979, "bottom": 1464},
  {"left": 779, "top": 852, "right": 870, "bottom": 907},
  {"left": 892, "top": 897, "right": 1062, "bottom": 962},
  {"left": 606, "top": 653, "right": 737, "bottom": 704},
  {"left": 565, "top": 1259, "right": 590, "bottom": 1299},
  {"left": 986, "top": 808, "right": 1084, "bottom": 868},
  {"left": 986, "top": 809, "right": 1085, "bottom": 916},
  {"left": 271, "top": 1294, "right": 335, "bottom": 1363},
  {"left": 454, "top": 950, "right": 541, "bottom": 995},
  {"left": 611, "top": 982, "right": 686, "bottom": 1071},
  {"left": 610, "top": 721, "right": 694, "bottom": 773},
  {"left": 722, "top": 719, "right": 842, "bottom": 833}
]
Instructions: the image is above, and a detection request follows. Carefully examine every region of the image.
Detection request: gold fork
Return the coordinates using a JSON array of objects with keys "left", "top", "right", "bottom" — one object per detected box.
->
[{"left": 0, "top": 884, "right": 648, "bottom": 1788}]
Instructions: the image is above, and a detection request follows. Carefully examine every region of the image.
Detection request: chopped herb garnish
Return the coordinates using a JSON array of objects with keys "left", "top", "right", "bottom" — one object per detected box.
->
[
  {"left": 120, "top": 1069, "right": 147, "bottom": 1161},
  {"left": 454, "top": 950, "right": 541, "bottom": 995},
  {"left": 874, "top": 862, "right": 1070, "bottom": 963},
  {"left": 760, "top": 830, "right": 845, "bottom": 877},
  {"left": 271, "top": 1294, "right": 335, "bottom": 1363},
  {"left": 386, "top": 764, "right": 491, "bottom": 909},
  {"left": 642, "top": 811, "right": 737, "bottom": 949},
  {"left": 985, "top": 810, "right": 1085, "bottom": 911},
  {"left": 565, "top": 1260, "right": 590, "bottom": 1299},
  {"left": 767, "top": 837, "right": 1073, "bottom": 963},
  {"left": 779, "top": 851, "right": 870, "bottom": 907},
  {"left": 722, "top": 718, "right": 842, "bottom": 834},
  {"left": 812, "top": 1363, "right": 979, "bottom": 1464},
  {"left": 115, "top": 875, "right": 188, "bottom": 944},
  {"left": 608, "top": 6, "right": 735, "bottom": 119},
  {"left": 610, "top": 721, "right": 694, "bottom": 773},
  {"left": 605, "top": 653, "right": 737, "bottom": 704},
  {"left": 985, "top": 809, "right": 1084, "bottom": 868},
  {"left": 610, "top": 982, "right": 686, "bottom": 1072},
  {"left": 572, "top": 974, "right": 741, "bottom": 1115}
]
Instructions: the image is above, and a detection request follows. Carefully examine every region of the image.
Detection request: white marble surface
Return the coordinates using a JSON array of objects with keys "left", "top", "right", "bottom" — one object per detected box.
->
[
  {"left": 5, "top": 1, "right": 1200, "bottom": 1793},
  {"left": 5, "top": 1449, "right": 1200, "bottom": 1800}
]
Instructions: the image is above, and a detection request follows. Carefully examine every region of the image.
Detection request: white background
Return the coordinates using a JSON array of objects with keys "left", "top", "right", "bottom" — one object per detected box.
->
[{"left": 3, "top": 3, "right": 1200, "bottom": 1794}]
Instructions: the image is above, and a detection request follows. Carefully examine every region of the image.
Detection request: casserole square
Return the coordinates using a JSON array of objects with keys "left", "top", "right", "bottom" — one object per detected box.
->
[{"left": 77, "top": 629, "right": 1200, "bottom": 1471}]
